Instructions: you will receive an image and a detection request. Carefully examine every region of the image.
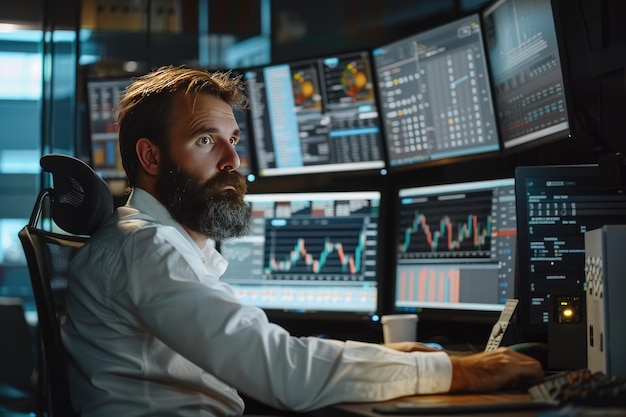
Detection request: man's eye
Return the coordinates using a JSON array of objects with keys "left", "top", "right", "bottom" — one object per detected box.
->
[
  {"left": 199, "top": 136, "right": 212, "bottom": 145},
  {"left": 230, "top": 137, "right": 239, "bottom": 146}
]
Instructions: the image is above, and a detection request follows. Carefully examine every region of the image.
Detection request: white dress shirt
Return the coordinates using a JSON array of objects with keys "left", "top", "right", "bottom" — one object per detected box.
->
[{"left": 63, "top": 187, "right": 452, "bottom": 417}]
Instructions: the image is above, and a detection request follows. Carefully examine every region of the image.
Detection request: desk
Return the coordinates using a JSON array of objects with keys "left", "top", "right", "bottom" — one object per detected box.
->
[{"left": 308, "top": 393, "right": 626, "bottom": 417}]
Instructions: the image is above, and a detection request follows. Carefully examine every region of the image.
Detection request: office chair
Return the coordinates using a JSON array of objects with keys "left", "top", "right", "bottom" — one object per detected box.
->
[{"left": 18, "top": 153, "right": 114, "bottom": 417}]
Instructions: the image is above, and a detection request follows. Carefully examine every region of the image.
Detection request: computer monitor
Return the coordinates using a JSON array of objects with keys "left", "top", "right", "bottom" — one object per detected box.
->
[
  {"left": 372, "top": 13, "right": 500, "bottom": 170},
  {"left": 218, "top": 190, "right": 382, "bottom": 318},
  {"left": 232, "top": 106, "right": 254, "bottom": 178},
  {"left": 85, "top": 76, "right": 254, "bottom": 180},
  {"left": 515, "top": 163, "right": 626, "bottom": 340},
  {"left": 482, "top": 0, "right": 572, "bottom": 150},
  {"left": 85, "top": 77, "right": 130, "bottom": 180},
  {"left": 392, "top": 178, "right": 517, "bottom": 321},
  {"left": 243, "top": 50, "right": 386, "bottom": 177}
]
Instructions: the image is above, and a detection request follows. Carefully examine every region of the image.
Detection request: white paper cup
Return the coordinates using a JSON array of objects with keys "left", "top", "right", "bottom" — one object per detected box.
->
[{"left": 381, "top": 314, "right": 418, "bottom": 343}]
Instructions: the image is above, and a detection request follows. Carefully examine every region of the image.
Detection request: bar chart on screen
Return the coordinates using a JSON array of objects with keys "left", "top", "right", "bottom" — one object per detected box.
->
[
  {"left": 393, "top": 178, "right": 517, "bottom": 312},
  {"left": 397, "top": 266, "right": 461, "bottom": 303}
]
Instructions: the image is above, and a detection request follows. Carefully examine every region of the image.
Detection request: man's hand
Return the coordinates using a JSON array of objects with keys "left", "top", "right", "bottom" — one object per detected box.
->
[{"left": 449, "top": 347, "right": 544, "bottom": 392}]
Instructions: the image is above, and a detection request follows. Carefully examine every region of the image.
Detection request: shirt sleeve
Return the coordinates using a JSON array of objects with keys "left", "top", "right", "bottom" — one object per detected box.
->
[{"left": 111, "top": 226, "right": 453, "bottom": 411}]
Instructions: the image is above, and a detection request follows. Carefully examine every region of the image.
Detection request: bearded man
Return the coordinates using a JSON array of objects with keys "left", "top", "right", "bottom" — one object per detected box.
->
[{"left": 63, "top": 66, "right": 543, "bottom": 417}]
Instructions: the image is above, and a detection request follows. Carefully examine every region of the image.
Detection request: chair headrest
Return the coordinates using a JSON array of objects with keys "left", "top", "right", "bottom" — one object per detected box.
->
[{"left": 41, "top": 154, "right": 114, "bottom": 236}]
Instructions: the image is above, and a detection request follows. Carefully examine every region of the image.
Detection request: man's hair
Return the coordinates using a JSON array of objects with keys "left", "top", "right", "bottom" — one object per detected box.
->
[{"left": 115, "top": 65, "right": 248, "bottom": 185}]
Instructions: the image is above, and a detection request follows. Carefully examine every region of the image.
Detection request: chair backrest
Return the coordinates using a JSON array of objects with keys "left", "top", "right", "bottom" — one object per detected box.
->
[{"left": 18, "top": 154, "right": 114, "bottom": 417}]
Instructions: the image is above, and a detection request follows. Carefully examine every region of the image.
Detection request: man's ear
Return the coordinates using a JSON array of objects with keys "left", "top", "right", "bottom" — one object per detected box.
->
[{"left": 136, "top": 138, "right": 161, "bottom": 176}]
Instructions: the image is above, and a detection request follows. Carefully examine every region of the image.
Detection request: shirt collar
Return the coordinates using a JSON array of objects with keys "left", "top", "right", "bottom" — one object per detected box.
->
[{"left": 126, "top": 187, "right": 229, "bottom": 277}]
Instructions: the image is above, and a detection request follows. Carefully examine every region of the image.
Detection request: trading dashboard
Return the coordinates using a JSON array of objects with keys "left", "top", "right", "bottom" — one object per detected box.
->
[
  {"left": 219, "top": 191, "right": 381, "bottom": 315},
  {"left": 482, "top": 0, "right": 571, "bottom": 149},
  {"left": 244, "top": 51, "right": 385, "bottom": 177},
  {"left": 86, "top": 77, "right": 129, "bottom": 179},
  {"left": 373, "top": 13, "right": 499, "bottom": 169},
  {"left": 515, "top": 164, "right": 626, "bottom": 337},
  {"left": 393, "top": 178, "right": 517, "bottom": 313}
]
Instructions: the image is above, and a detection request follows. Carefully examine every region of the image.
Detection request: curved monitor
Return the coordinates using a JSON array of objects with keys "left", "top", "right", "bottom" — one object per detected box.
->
[
  {"left": 372, "top": 14, "right": 500, "bottom": 170},
  {"left": 243, "top": 50, "right": 386, "bottom": 177},
  {"left": 482, "top": 0, "right": 572, "bottom": 150},
  {"left": 218, "top": 191, "right": 382, "bottom": 318},
  {"left": 392, "top": 178, "right": 517, "bottom": 321}
]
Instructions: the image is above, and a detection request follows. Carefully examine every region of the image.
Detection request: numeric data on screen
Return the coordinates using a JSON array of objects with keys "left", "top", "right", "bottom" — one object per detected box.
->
[
  {"left": 483, "top": 0, "right": 570, "bottom": 149},
  {"left": 87, "top": 79, "right": 128, "bottom": 179},
  {"left": 245, "top": 51, "right": 385, "bottom": 177},
  {"left": 516, "top": 168, "right": 626, "bottom": 331},
  {"left": 373, "top": 14, "right": 499, "bottom": 168}
]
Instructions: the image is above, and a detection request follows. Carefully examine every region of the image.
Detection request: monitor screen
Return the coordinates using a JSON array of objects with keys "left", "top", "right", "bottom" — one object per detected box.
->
[
  {"left": 243, "top": 50, "right": 386, "bottom": 177},
  {"left": 232, "top": 107, "right": 254, "bottom": 177},
  {"left": 372, "top": 14, "right": 499, "bottom": 170},
  {"left": 86, "top": 77, "right": 129, "bottom": 180},
  {"left": 393, "top": 178, "right": 517, "bottom": 318},
  {"left": 219, "top": 191, "right": 382, "bottom": 317},
  {"left": 85, "top": 76, "right": 253, "bottom": 179},
  {"left": 515, "top": 164, "right": 626, "bottom": 339},
  {"left": 482, "top": 0, "right": 571, "bottom": 150}
]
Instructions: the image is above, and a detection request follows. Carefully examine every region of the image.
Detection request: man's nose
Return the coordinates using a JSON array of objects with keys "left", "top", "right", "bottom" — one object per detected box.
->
[{"left": 218, "top": 141, "right": 240, "bottom": 171}]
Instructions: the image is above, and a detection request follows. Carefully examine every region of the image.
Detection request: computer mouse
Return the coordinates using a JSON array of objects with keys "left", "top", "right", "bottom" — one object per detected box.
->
[{"left": 507, "top": 342, "right": 548, "bottom": 369}]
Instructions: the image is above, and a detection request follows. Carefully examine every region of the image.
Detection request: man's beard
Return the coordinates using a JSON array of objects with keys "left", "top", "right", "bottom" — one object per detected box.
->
[{"left": 155, "top": 157, "right": 251, "bottom": 241}]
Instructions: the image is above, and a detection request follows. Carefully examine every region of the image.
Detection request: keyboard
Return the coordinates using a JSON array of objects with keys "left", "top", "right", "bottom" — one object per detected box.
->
[
  {"left": 372, "top": 369, "right": 626, "bottom": 415},
  {"left": 529, "top": 368, "right": 626, "bottom": 407}
]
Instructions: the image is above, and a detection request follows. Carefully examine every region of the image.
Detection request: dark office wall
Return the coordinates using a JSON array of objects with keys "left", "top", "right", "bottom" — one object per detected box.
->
[
  {"left": 556, "top": 0, "right": 626, "bottom": 156},
  {"left": 0, "top": 0, "right": 42, "bottom": 27},
  {"left": 270, "top": 0, "right": 484, "bottom": 63},
  {"left": 0, "top": 0, "right": 77, "bottom": 29}
]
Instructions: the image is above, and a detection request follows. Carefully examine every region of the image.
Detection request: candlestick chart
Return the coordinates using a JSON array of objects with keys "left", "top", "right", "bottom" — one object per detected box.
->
[
  {"left": 393, "top": 179, "right": 518, "bottom": 311},
  {"left": 263, "top": 217, "right": 371, "bottom": 279},
  {"left": 398, "top": 190, "right": 494, "bottom": 259}
]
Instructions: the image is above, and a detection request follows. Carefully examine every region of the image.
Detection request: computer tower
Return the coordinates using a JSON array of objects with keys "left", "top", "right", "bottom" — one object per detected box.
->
[
  {"left": 547, "top": 292, "right": 586, "bottom": 371},
  {"left": 585, "top": 225, "right": 626, "bottom": 377}
]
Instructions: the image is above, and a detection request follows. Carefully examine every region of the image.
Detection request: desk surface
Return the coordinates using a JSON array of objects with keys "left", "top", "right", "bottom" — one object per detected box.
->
[{"left": 308, "top": 392, "right": 626, "bottom": 417}]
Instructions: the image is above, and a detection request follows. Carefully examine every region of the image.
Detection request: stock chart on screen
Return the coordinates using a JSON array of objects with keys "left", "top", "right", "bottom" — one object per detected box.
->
[
  {"left": 219, "top": 191, "right": 381, "bottom": 315},
  {"left": 393, "top": 178, "right": 517, "bottom": 313}
]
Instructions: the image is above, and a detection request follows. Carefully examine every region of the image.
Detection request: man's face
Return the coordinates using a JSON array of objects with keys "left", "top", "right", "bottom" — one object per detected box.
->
[{"left": 154, "top": 93, "right": 251, "bottom": 241}]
